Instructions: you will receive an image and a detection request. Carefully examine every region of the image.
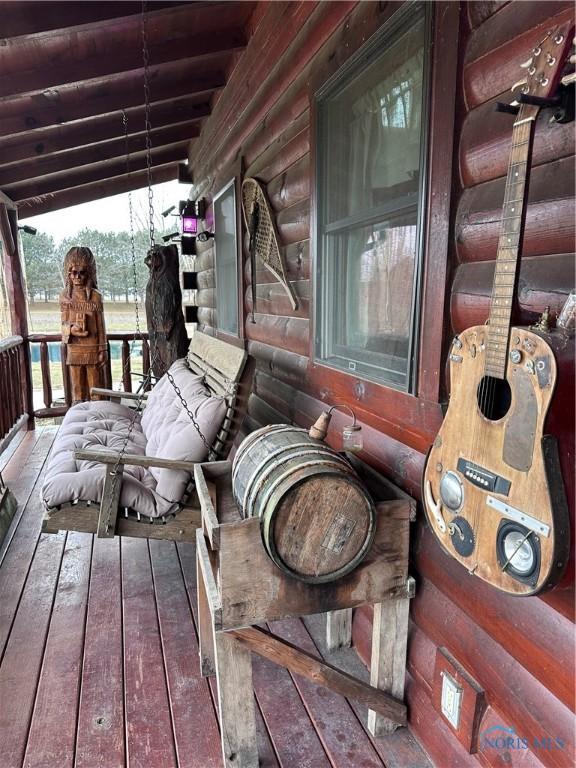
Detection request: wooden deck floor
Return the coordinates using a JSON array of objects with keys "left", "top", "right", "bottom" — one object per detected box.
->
[{"left": 0, "top": 426, "right": 432, "bottom": 768}]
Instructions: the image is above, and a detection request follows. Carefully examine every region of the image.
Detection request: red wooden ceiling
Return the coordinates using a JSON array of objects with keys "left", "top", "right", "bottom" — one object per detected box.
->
[{"left": 0, "top": 1, "right": 256, "bottom": 216}]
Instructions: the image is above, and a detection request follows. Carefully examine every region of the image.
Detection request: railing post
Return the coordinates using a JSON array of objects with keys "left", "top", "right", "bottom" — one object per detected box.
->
[
  {"left": 39, "top": 340, "right": 53, "bottom": 409},
  {"left": 142, "top": 338, "right": 151, "bottom": 391},
  {"left": 0, "top": 203, "right": 34, "bottom": 429},
  {"left": 121, "top": 338, "right": 132, "bottom": 393}
]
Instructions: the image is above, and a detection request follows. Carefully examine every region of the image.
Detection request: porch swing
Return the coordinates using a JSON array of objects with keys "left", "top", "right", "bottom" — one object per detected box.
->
[{"left": 41, "top": 4, "right": 250, "bottom": 543}]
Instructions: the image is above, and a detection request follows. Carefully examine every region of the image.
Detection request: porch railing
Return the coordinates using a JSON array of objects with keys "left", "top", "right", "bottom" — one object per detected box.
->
[
  {"left": 27, "top": 332, "right": 151, "bottom": 420},
  {"left": 0, "top": 336, "right": 28, "bottom": 454}
]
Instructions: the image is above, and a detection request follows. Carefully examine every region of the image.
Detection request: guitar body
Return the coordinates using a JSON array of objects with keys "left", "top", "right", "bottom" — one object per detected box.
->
[{"left": 423, "top": 325, "right": 570, "bottom": 595}]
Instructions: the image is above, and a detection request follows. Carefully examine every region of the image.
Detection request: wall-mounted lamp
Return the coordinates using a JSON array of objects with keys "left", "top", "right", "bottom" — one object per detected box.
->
[
  {"left": 18, "top": 225, "right": 37, "bottom": 235},
  {"left": 197, "top": 230, "right": 214, "bottom": 242},
  {"left": 179, "top": 198, "right": 207, "bottom": 235},
  {"left": 309, "top": 404, "right": 363, "bottom": 452}
]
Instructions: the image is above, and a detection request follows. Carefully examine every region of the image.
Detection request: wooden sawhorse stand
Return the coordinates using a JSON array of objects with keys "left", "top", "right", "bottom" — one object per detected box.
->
[{"left": 195, "top": 461, "right": 415, "bottom": 768}]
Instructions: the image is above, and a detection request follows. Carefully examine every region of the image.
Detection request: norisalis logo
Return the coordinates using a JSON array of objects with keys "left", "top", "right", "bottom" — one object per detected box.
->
[{"left": 481, "top": 725, "right": 565, "bottom": 752}]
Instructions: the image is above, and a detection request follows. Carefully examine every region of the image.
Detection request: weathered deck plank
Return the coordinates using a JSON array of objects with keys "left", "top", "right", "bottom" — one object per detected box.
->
[
  {"left": 23, "top": 532, "right": 92, "bottom": 768},
  {"left": 75, "top": 536, "right": 125, "bottom": 768},
  {"left": 150, "top": 538, "right": 222, "bottom": 768},
  {"left": 122, "top": 537, "right": 178, "bottom": 768},
  {"left": 0, "top": 530, "right": 67, "bottom": 767}
]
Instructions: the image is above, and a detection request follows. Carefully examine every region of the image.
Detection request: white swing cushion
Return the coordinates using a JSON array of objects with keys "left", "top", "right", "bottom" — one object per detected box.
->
[
  {"left": 41, "top": 360, "right": 226, "bottom": 517},
  {"left": 140, "top": 359, "right": 227, "bottom": 502}
]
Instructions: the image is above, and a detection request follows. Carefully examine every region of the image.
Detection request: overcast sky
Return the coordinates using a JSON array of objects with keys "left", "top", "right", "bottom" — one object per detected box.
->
[{"left": 19, "top": 179, "right": 186, "bottom": 243}]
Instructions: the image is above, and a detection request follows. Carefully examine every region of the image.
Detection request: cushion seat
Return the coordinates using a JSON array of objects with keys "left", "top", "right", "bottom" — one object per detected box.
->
[{"left": 41, "top": 359, "right": 227, "bottom": 518}]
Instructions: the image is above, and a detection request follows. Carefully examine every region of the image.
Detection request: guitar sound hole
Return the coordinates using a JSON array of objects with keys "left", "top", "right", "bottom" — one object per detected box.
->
[{"left": 477, "top": 376, "right": 512, "bottom": 421}]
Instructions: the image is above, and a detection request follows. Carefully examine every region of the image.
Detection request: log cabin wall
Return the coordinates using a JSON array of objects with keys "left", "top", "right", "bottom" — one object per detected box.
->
[{"left": 187, "top": 2, "right": 575, "bottom": 765}]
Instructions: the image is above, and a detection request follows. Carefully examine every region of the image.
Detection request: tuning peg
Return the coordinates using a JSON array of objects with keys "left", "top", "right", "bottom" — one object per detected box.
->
[
  {"left": 511, "top": 77, "right": 529, "bottom": 93},
  {"left": 570, "top": 53, "right": 576, "bottom": 65},
  {"left": 520, "top": 56, "right": 533, "bottom": 69},
  {"left": 561, "top": 72, "right": 576, "bottom": 86}
]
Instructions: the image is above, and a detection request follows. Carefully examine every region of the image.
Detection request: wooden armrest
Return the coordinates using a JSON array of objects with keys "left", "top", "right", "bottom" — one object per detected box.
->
[
  {"left": 74, "top": 448, "right": 195, "bottom": 471},
  {"left": 90, "top": 387, "right": 148, "bottom": 401}
]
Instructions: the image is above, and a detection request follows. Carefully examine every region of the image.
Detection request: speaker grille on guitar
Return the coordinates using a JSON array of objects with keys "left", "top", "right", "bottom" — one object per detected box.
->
[{"left": 496, "top": 520, "right": 541, "bottom": 586}]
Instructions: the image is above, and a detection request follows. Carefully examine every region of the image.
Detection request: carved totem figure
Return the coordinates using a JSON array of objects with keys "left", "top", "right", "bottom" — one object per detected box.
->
[
  {"left": 144, "top": 244, "right": 188, "bottom": 378},
  {"left": 59, "top": 246, "right": 108, "bottom": 404}
]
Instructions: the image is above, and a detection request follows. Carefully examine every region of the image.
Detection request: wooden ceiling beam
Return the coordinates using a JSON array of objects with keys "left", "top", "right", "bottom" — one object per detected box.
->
[
  {"left": 0, "top": 4, "right": 251, "bottom": 99},
  {"left": 0, "top": 98, "right": 210, "bottom": 165},
  {"left": 6, "top": 144, "right": 189, "bottom": 203},
  {"left": 0, "top": 123, "right": 200, "bottom": 188},
  {"left": 17, "top": 164, "right": 179, "bottom": 219},
  {"left": 0, "top": 2, "right": 190, "bottom": 38},
  {"left": 0, "top": 64, "right": 227, "bottom": 139}
]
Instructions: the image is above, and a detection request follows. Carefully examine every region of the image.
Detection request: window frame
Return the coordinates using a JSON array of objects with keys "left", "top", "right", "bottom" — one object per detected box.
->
[
  {"left": 213, "top": 176, "right": 244, "bottom": 342},
  {"left": 309, "top": 1, "right": 459, "bottom": 419},
  {"left": 313, "top": 1, "right": 432, "bottom": 394}
]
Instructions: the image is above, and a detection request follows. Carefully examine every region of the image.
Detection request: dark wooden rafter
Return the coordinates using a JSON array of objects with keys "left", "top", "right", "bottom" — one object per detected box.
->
[
  {"left": 6, "top": 144, "right": 189, "bottom": 203},
  {"left": 0, "top": 1, "right": 190, "bottom": 38},
  {"left": 17, "top": 164, "right": 178, "bottom": 220},
  {"left": 0, "top": 3, "right": 251, "bottom": 99},
  {"left": 0, "top": 104, "right": 210, "bottom": 176},
  {"left": 0, "top": 64, "right": 227, "bottom": 139},
  {"left": 0, "top": 2, "right": 258, "bottom": 213}
]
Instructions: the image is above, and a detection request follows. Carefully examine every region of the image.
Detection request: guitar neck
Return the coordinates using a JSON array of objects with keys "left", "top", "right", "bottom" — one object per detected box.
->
[{"left": 485, "top": 107, "right": 539, "bottom": 379}]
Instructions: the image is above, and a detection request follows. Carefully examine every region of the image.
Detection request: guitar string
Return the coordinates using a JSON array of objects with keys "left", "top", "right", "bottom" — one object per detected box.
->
[{"left": 474, "top": 118, "right": 531, "bottom": 546}]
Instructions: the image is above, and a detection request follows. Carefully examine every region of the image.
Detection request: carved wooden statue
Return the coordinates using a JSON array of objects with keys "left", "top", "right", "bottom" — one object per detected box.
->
[
  {"left": 145, "top": 244, "right": 189, "bottom": 378},
  {"left": 59, "top": 246, "right": 108, "bottom": 404}
]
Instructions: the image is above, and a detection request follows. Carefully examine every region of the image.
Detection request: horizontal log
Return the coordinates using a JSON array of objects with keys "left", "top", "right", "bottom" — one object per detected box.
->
[
  {"left": 0, "top": 123, "right": 202, "bottom": 187},
  {"left": 196, "top": 307, "right": 215, "bottom": 328},
  {"left": 230, "top": 627, "right": 407, "bottom": 724},
  {"left": 244, "top": 107, "right": 310, "bottom": 181},
  {"left": 0, "top": 62, "right": 224, "bottom": 140},
  {"left": 245, "top": 240, "right": 310, "bottom": 285},
  {"left": 451, "top": 252, "right": 575, "bottom": 331},
  {"left": 245, "top": 313, "right": 309, "bottom": 357},
  {"left": 276, "top": 198, "right": 310, "bottom": 246},
  {"left": 246, "top": 279, "right": 309, "bottom": 319},
  {"left": 0, "top": 3, "right": 250, "bottom": 99},
  {"left": 411, "top": 577, "right": 574, "bottom": 767},
  {"left": 247, "top": 341, "right": 309, "bottom": 387},
  {"left": 17, "top": 164, "right": 178, "bottom": 217},
  {"left": 466, "top": 1, "right": 510, "bottom": 30},
  {"left": 194, "top": 250, "right": 215, "bottom": 274},
  {"left": 455, "top": 157, "right": 575, "bottom": 263},
  {"left": 459, "top": 96, "right": 575, "bottom": 188},
  {"left": 266, "top": 156, "right": 310, "bottom": 213},
  {"left": 188, "top": 1, "right": 321, "bottom": 180},
  {"left": 195, "top": 288, "right": 215, "bottom": 309},
  {"left": 197, "top": 269, "right": 215, "bottom": 290},
  {"left": 247, "top": 392, "right": 289, "bottom": 428},
  {"left": 463, "top": 5, "right": 574, "bottom": 109},
  {"left": 415, "top": 525, "right": 575, "bottom": 709}
]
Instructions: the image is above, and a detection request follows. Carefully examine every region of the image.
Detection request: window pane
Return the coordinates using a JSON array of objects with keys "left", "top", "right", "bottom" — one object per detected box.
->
[
  {"left": 316, "top": 6, "right": 427, "bottom": 391},
  {"left": 214, "top": 182, "right": 239, "bottom": 336},
  {"left": 324, "top": 16, "right": 425, "bottom": 225}
]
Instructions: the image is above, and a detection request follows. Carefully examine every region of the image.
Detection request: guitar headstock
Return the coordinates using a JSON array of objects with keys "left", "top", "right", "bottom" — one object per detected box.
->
[{"left": 511, "top": 21, "right": 575, "bottom": 105}]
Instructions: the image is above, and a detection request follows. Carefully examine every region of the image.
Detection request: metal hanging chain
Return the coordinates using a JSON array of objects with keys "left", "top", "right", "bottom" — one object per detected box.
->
[{"left": 141, "top": 0, "right": 155, "bottom": 250}]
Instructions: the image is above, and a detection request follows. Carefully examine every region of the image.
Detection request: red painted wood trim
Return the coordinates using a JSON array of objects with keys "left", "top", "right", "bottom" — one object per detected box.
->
[{"left": 417, "top": 0, "right": 461, "bottom": 402}]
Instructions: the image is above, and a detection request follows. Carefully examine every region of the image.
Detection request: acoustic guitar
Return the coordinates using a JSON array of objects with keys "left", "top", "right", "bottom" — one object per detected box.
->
[{"left": 423, "top": 23, "right": 574, "bottom": 596}]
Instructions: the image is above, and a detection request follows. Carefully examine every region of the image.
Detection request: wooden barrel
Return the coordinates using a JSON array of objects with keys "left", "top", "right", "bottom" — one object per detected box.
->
[{"left": 232, "top": 424, "right": 376, "bottom": 584}]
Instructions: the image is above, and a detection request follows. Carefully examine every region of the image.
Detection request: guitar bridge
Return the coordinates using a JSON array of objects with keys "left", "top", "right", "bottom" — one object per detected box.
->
[{"left": 457, "top": 458, "right": 511, "bottom": 496}]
